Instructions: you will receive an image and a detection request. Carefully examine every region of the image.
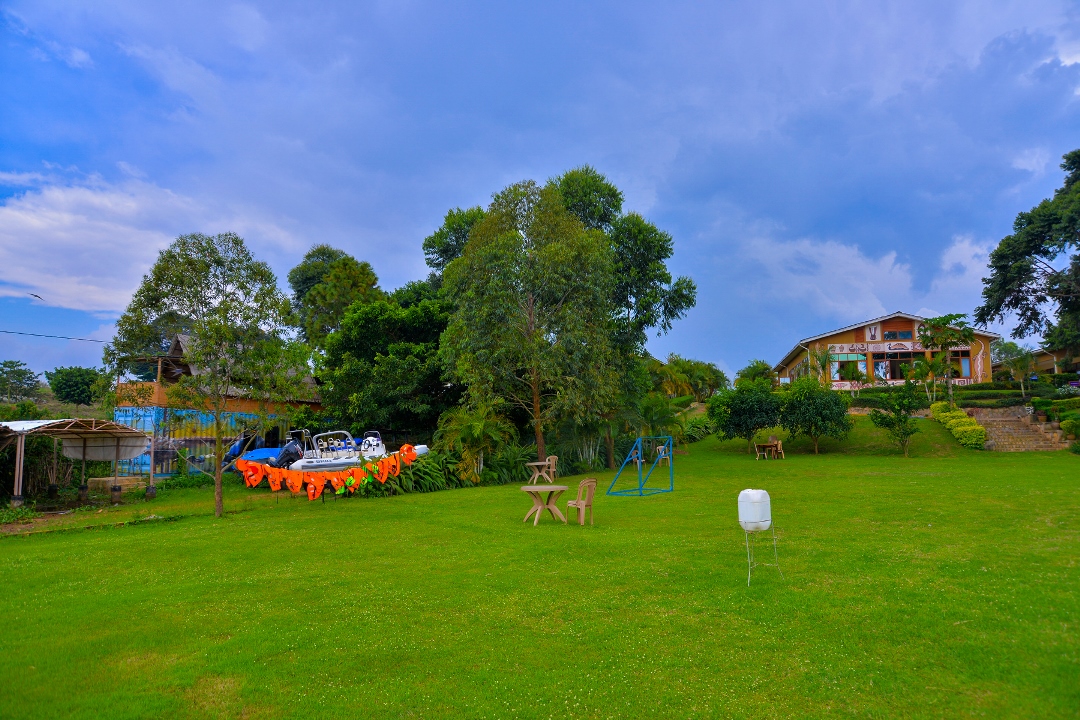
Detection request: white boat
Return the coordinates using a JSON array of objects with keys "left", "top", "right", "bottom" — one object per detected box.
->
[{"left": 269, "top": 429, "right": 427, "bottom": 472}]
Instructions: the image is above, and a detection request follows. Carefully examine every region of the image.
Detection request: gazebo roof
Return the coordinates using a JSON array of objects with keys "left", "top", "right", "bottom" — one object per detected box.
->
[{"left": 0, "top": 418, "right": 147, "bottom": 440}]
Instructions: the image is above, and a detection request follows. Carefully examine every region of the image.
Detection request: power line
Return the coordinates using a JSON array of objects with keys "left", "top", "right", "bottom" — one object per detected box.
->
[{"left": 0, "top": 329, "right": 108, "bottom": 343}]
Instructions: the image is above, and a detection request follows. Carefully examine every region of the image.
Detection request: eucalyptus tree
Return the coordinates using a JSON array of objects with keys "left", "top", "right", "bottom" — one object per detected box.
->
[
  {"left": 107, "top": 232, "right": 308, "bottom": 517},
  {"left": 441, "top": 180, "right": 618, "bottom": 460}
]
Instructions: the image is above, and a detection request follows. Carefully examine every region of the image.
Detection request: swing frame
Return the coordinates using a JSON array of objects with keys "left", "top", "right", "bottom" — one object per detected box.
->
[{"left": 606, "top": 436, "right": 674, "bottom": 496}]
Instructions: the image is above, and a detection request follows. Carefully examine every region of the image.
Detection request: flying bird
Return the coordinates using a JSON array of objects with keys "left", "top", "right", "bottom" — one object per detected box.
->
[{"left": 28, "top": 293, "right": 44, "bottom": 301}]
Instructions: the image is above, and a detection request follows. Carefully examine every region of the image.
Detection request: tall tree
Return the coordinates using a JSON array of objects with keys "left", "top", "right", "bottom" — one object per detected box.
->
[
  {"left": 441, "top": 180, "right": 617, "bottom": 459},
  {"left": 44, "top": 366, "right": 103, "bottom": 408},
  {"left": 0, "top": 361, "right": 39, "bottom": 403},
  {"left": 107, "top": 232, "right": 307, "bottom": 517},
  {"left": 554, "top": 165, "right": 623, "bottom": 231},
  {"left": 288, "top": 244, "right": 347, "bottom": 307},
  {"left": 422, "top": 206, "right": 486, "bottom": 273},
  {"left": 301, "top": 256, "right": 385, "bottom": 348},
  {"left": 917, "top": 314, "right": 975, "bottom": 408},
  {"left": 976, "top": 149, "right": 1080, "bottom": 358},
  {"left": 608, "top": 213, "right": 697, "bottom": 348}
]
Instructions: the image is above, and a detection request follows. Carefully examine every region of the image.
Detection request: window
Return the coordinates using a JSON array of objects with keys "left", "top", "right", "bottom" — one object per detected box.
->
[
  {"left": 831, "top": 354, "right": 866, "bottom": 381},
  {"left": 951, "top": 349, "right": 971, "bottom": 378},
  {"left": 883, "top": 330, "right": 913, "bottom": 340}
]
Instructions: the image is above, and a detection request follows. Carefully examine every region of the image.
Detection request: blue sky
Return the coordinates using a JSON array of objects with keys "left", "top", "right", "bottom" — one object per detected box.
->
[{"left": 2, "top": 1, "right": 1079, "bottom": 376}]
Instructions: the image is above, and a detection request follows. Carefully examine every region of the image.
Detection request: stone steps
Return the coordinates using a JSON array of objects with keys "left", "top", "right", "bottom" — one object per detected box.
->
[{"left": 975, "top": 409, "right": 1070, "bottom": 452}]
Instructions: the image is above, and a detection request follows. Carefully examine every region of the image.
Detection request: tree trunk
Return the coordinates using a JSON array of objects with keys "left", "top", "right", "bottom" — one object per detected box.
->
[
  {"left": 214, "top": 413, "right": 224, "bottom": 518},
  {"left": 605, "top": 427, "right": 615, "bottom": 469},
  {"left": 813, "top": 437, "right": 819, "bottom": 454},
  {"left": 747, "top": 437, "right": 753, "bottom": 454},
  {"left": 531, "top": 367, "right": 545, "bottom": 460}
]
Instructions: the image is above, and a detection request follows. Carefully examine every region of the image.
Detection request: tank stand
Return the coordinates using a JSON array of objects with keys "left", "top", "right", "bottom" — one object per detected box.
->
[{"left": 745, "top": 526, "right": 783, "bottom": 586}]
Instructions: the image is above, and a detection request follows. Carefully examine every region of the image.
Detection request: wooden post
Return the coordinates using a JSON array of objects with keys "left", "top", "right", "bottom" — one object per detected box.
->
[
  {"left": 156, "top": 357, "right": 163, "bottom": 384},
  {"left": 79, "top": 437, "right": 88, "bottom": 502},
  {"left": 12, "top": 434, "right": 25, "bottom": 507}
]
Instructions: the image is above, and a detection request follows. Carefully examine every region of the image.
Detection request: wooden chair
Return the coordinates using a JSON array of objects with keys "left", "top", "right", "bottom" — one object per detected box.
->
[
  {"left": 773, "top": 440, "right": 785, "bottom": 459},
  {"left": 566, "top": 478, "right": 596, "bottom": 525},
  {"left": 755, "top": 442, "right": 770, "bottom": 460}
]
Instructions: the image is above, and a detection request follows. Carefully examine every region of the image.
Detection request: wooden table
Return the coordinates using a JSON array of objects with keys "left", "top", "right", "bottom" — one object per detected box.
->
[
  {"left": 525, "top": 460, "right": 551, "bottom": 484},
  {"left": 755, "top": 442, "right": 779, "bottom": 460},
  {"left": 521, "top": 485, "right": 567, "bottom": 525}
]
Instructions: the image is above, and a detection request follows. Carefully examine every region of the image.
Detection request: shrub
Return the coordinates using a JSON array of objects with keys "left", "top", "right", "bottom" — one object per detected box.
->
[
  {"left": 1071, "top": 440, "right": 1080, "bottom": 455},
  {"left": 1060, "top": 418, "right": 1078, "bottom": 437},
  {"left": 930, "top": 401, "right": 951, "bottom": 420},
  {"left": 951, "top": 424, "right": 988, "bottom": 449},
  {"left": 0, "top": 504, "right": 41, "bottom": 525},
  {"left": 682, "top": 416, "right": 714, "bottom": 443},
  {"left": 869, "top": 381, "right": 922, "bottom": 457}
]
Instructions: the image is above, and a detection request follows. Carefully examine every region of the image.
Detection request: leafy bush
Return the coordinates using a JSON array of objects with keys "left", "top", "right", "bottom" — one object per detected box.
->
[
  {"left": 951, "top": 424, "right": 988, "bottom": 449},
  {"left": 931, "top": 404, "right": 987, "bottom": 450},
  {"left": 1053, "top": 397, "right": 1080, "bottom": 412},
  {"left": 682, "top": 416, "right": 714, "bottom": 443},
  {"left": 1040, "top": 373, "right": 1080, "bottom": 388},
  {"left": 951, "top": 390, "right": 1024, "bottom": 400},
  {"left": 0, "top": 504, "right": 41, "bottom": 524},
  {"left": 1071, "top": 440, "right": 1080, "bottom": 455},
  {"left": 1060, "top": 419, "right": 1078, "bottom": 437},
  {"left": 957, "top": 397, "right": 1029, "bottom": 409},
  {"left": 930, "top": 401, "right": 952, "bottom": 420}
]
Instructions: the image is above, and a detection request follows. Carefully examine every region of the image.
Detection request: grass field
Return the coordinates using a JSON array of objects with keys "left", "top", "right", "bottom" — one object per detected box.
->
[{"left": 0, "top": 418, "right": 1076, "bottom": 718}]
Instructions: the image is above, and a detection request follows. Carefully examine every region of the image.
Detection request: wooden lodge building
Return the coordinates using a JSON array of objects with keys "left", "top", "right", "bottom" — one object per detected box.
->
[{"left": 773, "top": 312, "right": 1000, "bottom": 390}]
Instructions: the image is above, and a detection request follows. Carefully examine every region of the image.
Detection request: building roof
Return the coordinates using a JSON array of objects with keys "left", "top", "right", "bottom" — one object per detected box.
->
[{"left": 773, "top": 311, "right": 1001, "bottom": 372}]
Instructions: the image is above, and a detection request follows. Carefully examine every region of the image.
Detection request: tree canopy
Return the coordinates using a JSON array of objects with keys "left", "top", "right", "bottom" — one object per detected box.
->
[
  {"left": 321, "top": 298, "right": 461, "bottom": 439},
  {"left": 735, "top": 359, "right": 775, "bottom": 387},
  {"left": 976, "top": 148, "right": 1080, "bottom": 357},
  {"left": 44, "top": 366, "right": 103, "bottom": 408},
  {"left": 301, "top": 256, "right": 385, "bottom": 347},
  {"left": 288, "top": 244, "right": 348, "bottom": 307},
  {"left": 554, "top": 165, "right": 623, "bottom": 231},
  {"left": 422, "top": 206, "right": 486, "bottom": 273},
  {"left": 707, "top": 380, "right": 781, "bottom": 452},
  {"left": 108, "top": 232, "right": 307, "bottom": 517},
  {"left": 779, "top": 377, "right": 852, "bottom": 454},
  {"left": 0, "top": 360, "right": 39, "bottom": 403},
  {"left": 441, "top": 180, "right": 617, "bottom": 459}
]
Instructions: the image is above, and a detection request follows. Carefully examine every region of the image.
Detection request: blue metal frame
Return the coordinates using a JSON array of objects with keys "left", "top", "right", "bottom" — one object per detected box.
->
[{"left": 606, "top": 436, "right": 674, "bottom": 496}]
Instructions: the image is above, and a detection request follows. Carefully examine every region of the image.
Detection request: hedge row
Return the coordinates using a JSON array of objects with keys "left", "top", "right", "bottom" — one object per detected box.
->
[{"left": 930, "top": 401, "right": 987, "bottom": 449}]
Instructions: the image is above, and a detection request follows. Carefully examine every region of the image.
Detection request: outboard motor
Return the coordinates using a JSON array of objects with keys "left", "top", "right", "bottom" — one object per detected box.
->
[{"left": 270, "top": 438, "right": 304, "bottom": 468}]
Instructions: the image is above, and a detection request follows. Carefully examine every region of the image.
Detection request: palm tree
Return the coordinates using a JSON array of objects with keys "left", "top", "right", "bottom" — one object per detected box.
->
[
  {"left": 433, "top": 400, "right": 517, "bottom": 482},
  {"left": 1003, "top": 351, "right": 1036, "bottom": 399},
  {"left": 809, "top": 344, "right": 833, "bottom": 384},
  {"left": 638, "top": 392, "right": 679, "bottom": 437}
]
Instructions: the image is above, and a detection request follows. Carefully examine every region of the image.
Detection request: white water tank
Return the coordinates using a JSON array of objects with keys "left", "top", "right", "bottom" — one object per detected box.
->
[{"left": 738, "top": 489, "right": 772, "bottom": 532}]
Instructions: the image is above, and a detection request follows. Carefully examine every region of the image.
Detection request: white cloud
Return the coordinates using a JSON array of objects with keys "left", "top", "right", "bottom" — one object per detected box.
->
[
  {"left": 0, "top": 174, "right": 300, "bottom": 313},
  {"left": 737, "top": 231, "right": 1002, "bottom": 328},
  {"left": 739, "top": 234, "right": 913, "bottom": 322},
  {"left": 1012, "top": 147, "right": 1051, "bottom": 174}
]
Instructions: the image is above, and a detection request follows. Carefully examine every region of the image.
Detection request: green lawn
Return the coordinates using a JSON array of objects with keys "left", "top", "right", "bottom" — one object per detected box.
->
[{"left": 1, "top": 418, "right": 1076, "bottom": 718}]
